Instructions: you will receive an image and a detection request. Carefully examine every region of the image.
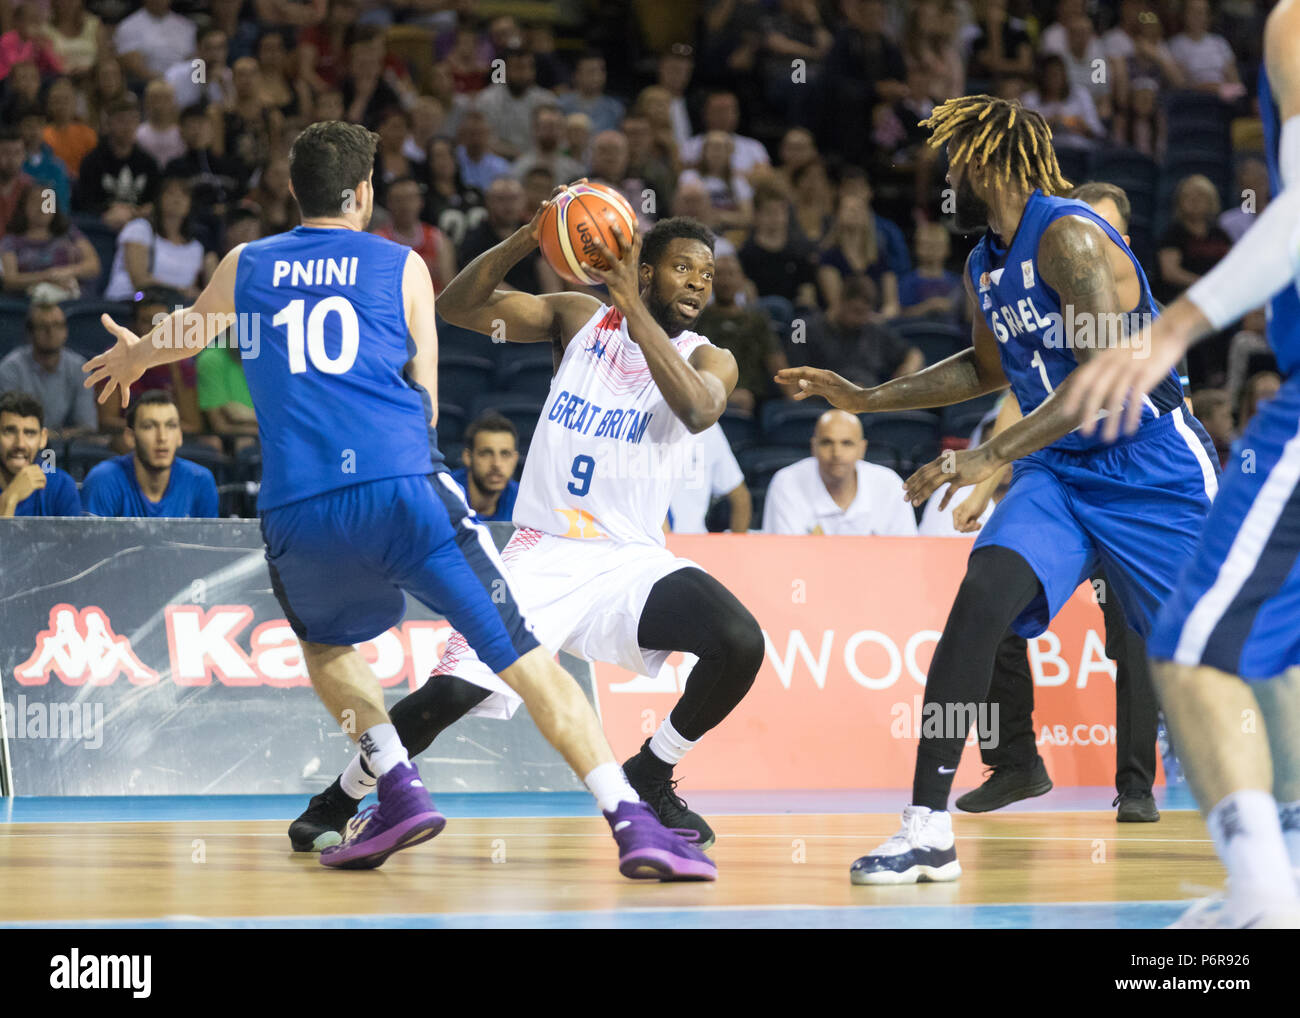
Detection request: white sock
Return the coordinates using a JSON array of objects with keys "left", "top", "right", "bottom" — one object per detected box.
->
[
  {"left": 648, "top": 717, "right": 697, "bottom": 766},
  {"left": 357, "top": 722, "right": 409, "bottom": 779},
  {"left": 1207, "top": 790, "right": 1299, "bottom": 905},
  {"left": 584, "top": 762, "right": 640, "bottom": 814},
  {"left": 1279, "top": 799, "right": 1300, "bottom": 870},
  {"left": 340, "top": 753, "right": 378, "bottom": 801}
]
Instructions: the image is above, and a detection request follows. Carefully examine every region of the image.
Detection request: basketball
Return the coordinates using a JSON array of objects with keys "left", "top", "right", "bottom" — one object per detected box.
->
[{"left": 537, "top": 182, "right": 639, "bottom": 286}]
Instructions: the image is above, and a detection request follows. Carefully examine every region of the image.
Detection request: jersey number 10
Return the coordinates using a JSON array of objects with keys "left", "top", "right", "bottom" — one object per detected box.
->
[{"left": 274, "top": 297, "right": 360, "bottom": 375}]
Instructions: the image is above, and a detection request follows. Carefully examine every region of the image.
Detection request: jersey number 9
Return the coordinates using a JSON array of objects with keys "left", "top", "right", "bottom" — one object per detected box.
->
[{"left": 567, "top": 454, "right": 595, "bottom": 496}]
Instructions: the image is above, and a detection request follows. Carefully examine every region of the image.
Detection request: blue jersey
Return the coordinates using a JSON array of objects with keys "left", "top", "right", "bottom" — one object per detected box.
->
[
  {"left": 82, "top": 454, "right": 218, "bottom": 518},
  {"left": 449, "top": 467, "right": 518, "bottom": 522},
  {"left": 968, "top": 190, "right": 1185, "bottom": 451},
  {"left": 233, "top": 226, "right": 442, "bottom": 511},
  {"left": 1259, "top": 68, "right": 1300, "bottom": 376},
  {"left": 11, "top": 467, "right": 81, "bottom": 516}
]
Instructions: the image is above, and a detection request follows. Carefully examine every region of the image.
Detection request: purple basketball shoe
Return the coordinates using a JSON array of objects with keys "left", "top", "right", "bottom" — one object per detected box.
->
[
  {"left": 320, "top": 761, "right": 445, "bottom": 870},
  {"left": 604, "top": 800, "right": 717, "bottom": 881}
]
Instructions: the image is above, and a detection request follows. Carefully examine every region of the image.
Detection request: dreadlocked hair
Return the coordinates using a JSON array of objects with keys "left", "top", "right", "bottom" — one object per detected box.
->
[{"left": 919, "top": 95, "right": 1072, "bottom": 196}]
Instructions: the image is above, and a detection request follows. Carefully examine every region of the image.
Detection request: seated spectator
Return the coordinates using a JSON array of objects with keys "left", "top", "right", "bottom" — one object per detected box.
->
[
  {"left": 0, "top": 3, "right": 64, "bottom": 80},
  {"left": 775, "top": 127, "right": 819, "bottom": 194},
  {"left": 1112, "top": 75, "right": 1164, "bottom": 157},
  {"left": 1168, "top": 0, "right": 1245, "bottom": 99},
  {"left": 197, "top": 339, "right": 257, "bottom": 447},
  {"left": 114, "top": 0, "right": 197, "bottom": 83},
  {"left": 1224, "top": 307, "right": 1271, "bottom": 407},
  {"left": 166, "top": 27, "right": 232, "bottom": 110},
  {"left": 471, "top": 48, "right": 556, "bottom": 160},
  {"left": 817, "top": 190, "right": 909, "bottom": 318},
  {"left": 512, "top": 102, "right": 585, "bottom": 189},
  {"left": 1219, "top": 157, "right": 1269, "bottom": 242},
  {"left": 105, "top": 176, "right": 216, "bottom": 302},
  {"left": 679, "top": 130, "right": 753, "bottom": 234},
  {"left": 97, "top": 290, "right": 203, "bottom": 439},
  {"left": 0, "top": 124, "right": 33, "bottom": 238},
  {"left": 761, "top": 0, "right": 834, "bottom": 113},
  {"left": 163, "top": 104, "right": 244, "bottom": 236},
  {"left": 559, "top": 52, "right": 625, "bottom": 136},
  {"left": 521, "top": 165, "right": 555, "bottom": 219},
  {"left": 1157, "top": 174, "right": 1232, "bottom": 321},
  {"left": 377, "top": 176, "right": 456, "bottom": 295},
  {"left": 695, "top": 252, "right": 797, "bottom": 413},
  {"left": 762, "top": 409, "right": 917, "bottom": 535},
  {"left": 1190, "top": 387, "right": 1233, "bottom": 469},
  {"left": 902, "top": 0, "right": 964, "bottom": 103},
  {"left": 680, "top": 91, "right": 770, "bottom": 177},
  {"left": 789, "top": 158, "right": 834, "bottom": 243},
  {"left": 136, "top": 80, "right": 184, "bottom": 169},
  {"left": 738, "top": 178, "right": 818, "bottom": 311},
  {"left": 967, "top": 0, "right": 1033, "bottom": 82},
  {"left": 898, "top": 221, "right": 962, "bottom": 319},
  {"left": 298, "top": 0, "right": 358, "bottom": 92},
  {"left": 42, "top": 0, "right": 107, "bottom": 84},
  {"left": 85, "top": 55, "right": 129, "bottom": 135},
  {"left": 41, "top": 76, "right": 96, "bottom": 179},
  {"left": 213, "top": 56, "right": 283, "bottom": 178},
  {"left": 795, "top": 275, "right": 922, "bottom": 388},
  {"left": 632, "top": 85, "right": 681, "bottom": 172},
  {"left": 404, "top": 95, "right": 446, "bottom": 165},
  {"left": 443, "top": 16, "right": 490, "bottom": 95},
  {"left": 588, "top": 130, "right": 651, "bottom": 227},
  {"left": 240, "top": 156, "right": 298, "bottom": 236},
  {"left": 82, "top": 390, "right": 219, "bottom": 518},
  {"left": 2, "top": 58, "right": 42, "bottom": 119},
  {"left": 1022, "top": 54, "right": 1106, "bottom": 149},
  {"left": 15, "top": 103, "right": 71, "bottom": 214},
  {"left": 1037, "top": 0, "right": 1085, "bottom": 56},
  {"left": 564, "top": 111, "right": 593, "bottom": 167},
  {"left": 254, "top": 28, "right": 310, "bottom": 121},
  {"left": 0, "top": 183, "right": 100, "bottom": 299},
  {"left": 0, "top": 300, "right": 96, "bottom": 438},
  {"left": 656, "top": 44, "right": 695, "bottom": 152},
  {"left": 1046, "top": 13, "right": 1115, "bottom": 123},
  {"left": 73, "top": 96, "right": 160, "bottom": 230},
  {"left": 0, "top": 390, "right": 82, "bottom": 517},
  {"left": 621, "top": 114, "right": 675, "bottom": 220},
  {"left": 455, "top": 110, "right": 512, "bottom": 193},
  {"left": 671, "top": 178, "right": 732, "bottom": 255},
  {"left": 1237, "top": 370, "right": 1281, "bottom": 431},
  {"left": 458, "top": 176, "right": 558, "bottom": 294},
  {"left": 668, "top": 421, "right": 751, "bottom": 533},
  {"left": 424, "top": 135, "right": 485, "bottom": 249},
  {"left": 450, "top": 411, "right": 520, "bottom": 523}
]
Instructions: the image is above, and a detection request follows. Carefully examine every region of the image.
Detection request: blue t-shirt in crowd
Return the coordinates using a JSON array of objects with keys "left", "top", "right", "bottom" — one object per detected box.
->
[
  {"left": 449, "top": 466, "right": 518, "bottom": 522},
  {"left": 82, "top": 454, "right": 219, "bottom": 518},
  {"left": 9, "top": 468, "right": 81, "bottom": 516},
  {"left": 898, "top": 269, "right": 963, "bottom": 309}
]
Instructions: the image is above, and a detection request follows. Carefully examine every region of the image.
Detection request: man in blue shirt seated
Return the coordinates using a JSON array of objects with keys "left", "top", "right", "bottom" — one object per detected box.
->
[
  {"left": 82, "top": 390, "right": 219, "bottom": 518},
  {"left": 449, "top": 411, "right": 520, "bottom": 523},
  {"left": 0, "top": 390, "right": 81, "bottom": 517}
]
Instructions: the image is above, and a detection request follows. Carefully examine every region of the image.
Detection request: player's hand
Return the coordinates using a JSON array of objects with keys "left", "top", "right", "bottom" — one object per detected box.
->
[
  {"left": 83, "top": 314, "right": 149, "bottom": 409},
  {"left": 586, "top": 215, "right": 642, "bottom": 310},
  {"left": 904, "top": 446, "right": 1002, "bottom": 508},
  {"left": 1062, "top": 317, "right": 1192, "bottom": 442},
  {"left": 527, "top": 179, "right": 586, "bottom": 244},
  {"left": 5, "top": 464, "right": 47, "bottom": 505},
  {"left": 951, "top": 487, "right": 992, "bottom": 532},
  {"left": 773, "top": 366, "right": 867, "bottom": 410}
]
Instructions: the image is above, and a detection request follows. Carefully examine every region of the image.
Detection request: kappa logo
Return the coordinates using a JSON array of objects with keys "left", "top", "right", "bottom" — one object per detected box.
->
[{"left": 15, "top": 605, "right": 158, "bottom": 687}]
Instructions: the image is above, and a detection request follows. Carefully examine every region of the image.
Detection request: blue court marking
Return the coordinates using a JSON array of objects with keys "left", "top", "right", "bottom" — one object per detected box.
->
[
  {"left": 0, "top": 901, "right": 1189, "bottom": 930},
  {"left": 0, "top": 786, "right": 1199, "bottom": 824}
]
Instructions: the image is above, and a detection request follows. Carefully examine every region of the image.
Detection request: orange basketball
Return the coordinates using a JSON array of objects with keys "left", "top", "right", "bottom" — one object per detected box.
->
[{"left": 537, "top": 182, "right": 639, "bottom": 286}]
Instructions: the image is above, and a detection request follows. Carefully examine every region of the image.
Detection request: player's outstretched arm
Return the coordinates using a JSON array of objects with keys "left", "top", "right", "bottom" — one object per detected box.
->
[
  {"left": 774, "top": 252, "right": 1009, "bottom": 413},
  {"left": 83, "top": 245, "right": 245, "bottom": 408},
  {"left": 436, "top": 195, "right": 601, "bottom": 346}
]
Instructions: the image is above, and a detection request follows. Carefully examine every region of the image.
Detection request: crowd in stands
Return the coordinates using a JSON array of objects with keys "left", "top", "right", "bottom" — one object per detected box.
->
[{"left": 0, "top": 0, "right": 1279, "bottom": 533}]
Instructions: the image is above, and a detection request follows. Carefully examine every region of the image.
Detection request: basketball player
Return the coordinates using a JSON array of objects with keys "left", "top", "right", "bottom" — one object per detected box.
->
[
  {"left": 82, "top": 122, "right": 714, "bottom": 881},
  {"left": 289, "top": 207, "right": 763, "bottom": 853},
  {"left": 1065, "top": 0, "right": 1300, "bottom": 927},
  {"left": 777, "top": 96, "right": 1219, "bottom": 884}
]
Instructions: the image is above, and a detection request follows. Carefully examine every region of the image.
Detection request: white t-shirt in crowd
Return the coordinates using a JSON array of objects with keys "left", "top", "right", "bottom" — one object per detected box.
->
[
  {"left": 762, "top": 457, "right": 918, "bottom": 536},
  {"left": 1167, "top": 33, "right": 1236, "bottom": 86},
  {"left": 104, "top": 218, "right": 206, "bottom": 301},
  {"left": 917, "top": 489, "right": 995, "bottom": 537},
  {"left": 680, "top": 132, "right": 770, "bottom": 176},
  {"left": 114, "top": 9, "right": 197, "bottom": 78},
  {"left": 136, "top": 123, "right": 185, "bottom": 168},
  {"left": 669, "top": 422, "right": 745, "bottom": 533}
]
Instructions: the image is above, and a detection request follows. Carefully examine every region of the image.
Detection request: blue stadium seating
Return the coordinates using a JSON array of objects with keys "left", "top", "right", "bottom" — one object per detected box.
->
[
  {"left": 759, "top": 399, "right": 826, "bottom": 447},
  {"left": 178, "top": 443, "right": 233, "bottom": 487},
  {"left": 940, "top": 392, "right": 1000, "bottom": 440},
  {"left": 71, "top": 214, "right": 119, "bottom": 297},
  {"left": 865, "top": 410, "right": 941, "bottom": 470},
  {"left": 436, "top": 402, "right": 468, "bottom": 444},
  {"left": 496, "top": 357, "right": 556, "bottom": 401},
  {"left": 64, "top": 301, "right": 132, "bottom": 361},
  {"left": 436, "top": 317, "right": 494, "bottom": 360},
  {"left": 1091, "top": 147, "right": 1159, "bottom": 206},
  {"left": 864, "top": 441, "right": 902, "bottom": 474},
  {"left": 888, "top": 319, "right": 967, "bottom": 366},
  {"left": 0, "top": 298, "right": 27, "bottom": 359},
  {"left": 718, "top": 407, "right": 758, "bottom": 454},
  {"left": 1054, "top": 146, "right": 1093, "bottom": 190},
  {"left": 63, "top": 439, "right": 116, "bottom": 482},
  {"left": 469, "top": 392, "right": 545, "bottom": 451},
  {"left": 437, "top": 353, "right": 495, "bottom": 406}
]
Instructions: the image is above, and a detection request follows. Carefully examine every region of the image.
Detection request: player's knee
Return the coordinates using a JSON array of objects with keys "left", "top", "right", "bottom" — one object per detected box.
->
[{"left": 716, "top": 607, "right": 765, "bottom": 678}]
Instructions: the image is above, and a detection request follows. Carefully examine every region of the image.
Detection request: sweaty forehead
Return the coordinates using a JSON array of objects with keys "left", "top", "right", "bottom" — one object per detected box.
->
[{"left": 660, "top": 238, "right": 714, "bottom": 269}]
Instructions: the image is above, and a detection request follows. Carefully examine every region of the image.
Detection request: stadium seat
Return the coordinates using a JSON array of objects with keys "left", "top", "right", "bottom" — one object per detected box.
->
[
  {"left": 70, "top": 215, "right": 119, "bottom": 297},
  {"left": 437, "top": 354, "right": 495, "bottom": 407},
  {"left": 888, "top": 320, "right": 967, "bottom": 366},
  {"left": 178, "top": 443, "right": 233, "bottom": 486},
  {"left": 718, "top": 407, "right": 758, "bottom": 454},
  {"left": 865, "top": 411, "right": 940, "bottom": 470},
  {"left": 496, "top": 357, "right": 556, "bottom": 401},
  {"left": 63, "top": 439, "right": 115, "bottom": 482},
  {"left": 940, "top": 392, "right": 999, "bottom": 440},
  {"left": 759, "top": 399, "right": 826, "bottom": 447},
  {"left": 436, "top": 317, "right": 493, "bottom": 360},
  {"left": 64, "top": 301, "right": 132, "bottom": 361},
  {"left": 864, "top": 440, "right": 902, "bottom": 475},
  {"left": 1091, "top": 147, "right": 1158, "bottom": 204},
  {"left": 0, "top": 297, "right": 28, "bottom": 358},
  {"left": 738, "top": 444, "right": 807, "bottom": 493},
  {"left": 469, "top": 392, "right": 544, "bottom": 451},
  {"left": 436, "top": 402, "right": 467, "bottom": 444},
  {"left": 1054, "top": 146, "right": 1093, "bottom": 189},
  {"left": 1163, "top": 90, "right": 1230, "bottom": 134}
]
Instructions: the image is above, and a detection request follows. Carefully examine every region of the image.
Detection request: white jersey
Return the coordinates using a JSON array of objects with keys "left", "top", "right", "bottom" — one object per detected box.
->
[{"left": 513, "top": 303, "right": 715, "bottom": 545}]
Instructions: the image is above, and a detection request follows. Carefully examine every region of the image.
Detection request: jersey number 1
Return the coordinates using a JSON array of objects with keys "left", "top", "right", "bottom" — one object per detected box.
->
[
  {"left": 1030, "top": 350, "right": 1054, "bottom": 395},
  {"left": 275, "top": 297, "right": 360, "bottom": 375}
]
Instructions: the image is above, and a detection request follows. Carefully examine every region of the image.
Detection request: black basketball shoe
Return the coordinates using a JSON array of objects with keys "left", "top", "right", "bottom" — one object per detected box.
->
[
  {"left": 621, "top": 740, "right": 716, "bottom": 850},
  {"left": 1114, "top": 789, "right": 1160, "bottom": 822},
  {"left": 954, "top": 758, "right": 1053, "bottom": 813},
  {"left": 288, "top": 777, "right": 361, "bottom": 852}
]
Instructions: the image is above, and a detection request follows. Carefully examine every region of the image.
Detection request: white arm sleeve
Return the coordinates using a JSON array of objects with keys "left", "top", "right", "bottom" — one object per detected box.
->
[{"left": 1186, "top": 117, "right": 1300, "bottom": 329}]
